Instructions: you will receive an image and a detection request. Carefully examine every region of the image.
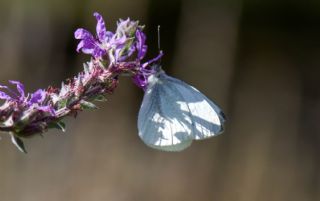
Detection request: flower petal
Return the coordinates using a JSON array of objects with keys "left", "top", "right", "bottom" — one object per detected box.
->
[
  {"left": 0, "top": 91, "right": 11, "bottom": 100},
  {"left": 76, "top": 40, "right": 85, "bottom": 52},
  {"left": 75, "top": 35, "right": 96, "bottom": 54},
  {"left": 9, "top": 80, "right": 25, "bottom": 98},
  {"left": 37, "top": 105, "right": 56, "bottom": 116},
  {"left": 94, "top": 12, "right": 110, "bottom": 42},
  {"left": 30, "top": 89, "right": 46, "bottom": 104},
  {"left": 136, "top": 30, "right": 147, "bottom": 60},
  {"left": 76, "top": 40, "right": 95, "bottom": 54},
  {"left": 93, "top": 46, "right": 107, "bottom": 58},
  {"left": 132, "top": 74, "right": 148, "bottom": 90},
  {"left": 74, "top": 28, "right": 94, "bottom": 40}
]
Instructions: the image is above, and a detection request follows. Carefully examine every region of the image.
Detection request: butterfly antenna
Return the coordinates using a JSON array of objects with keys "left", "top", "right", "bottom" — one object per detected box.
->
[
  {"left": 157, "top": 25, "right": 161, "bottom": 52},
  {"left": 157, "top": 25, "right": 162, "bottom": 66}
]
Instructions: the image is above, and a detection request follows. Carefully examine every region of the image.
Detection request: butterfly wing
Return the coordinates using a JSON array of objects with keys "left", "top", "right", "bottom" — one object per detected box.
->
[
  {"left": 138, "top": 71, "right": 225, "bottom": 151},
  {"left": 138, "top": 74, "right": 193, "bottom": 152},
  {"left": 163, "top": 73, "right": 225, "bottom": 140}
]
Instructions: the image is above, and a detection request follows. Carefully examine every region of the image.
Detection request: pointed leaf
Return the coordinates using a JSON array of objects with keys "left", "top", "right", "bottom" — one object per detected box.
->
[
  {"left": 94, "top": 95, "right": 107, "bottom": 102},
  {"left": 48, "top": 121, "right": 66, "bottom": 132},
  {"left": 11, "top": 134, "right": 27, "bottom": 153}
]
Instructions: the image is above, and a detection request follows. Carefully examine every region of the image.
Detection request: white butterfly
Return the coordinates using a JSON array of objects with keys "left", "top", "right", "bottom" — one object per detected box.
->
[{"left": 138, "top": 69, "right": 225, "bottom": 151}]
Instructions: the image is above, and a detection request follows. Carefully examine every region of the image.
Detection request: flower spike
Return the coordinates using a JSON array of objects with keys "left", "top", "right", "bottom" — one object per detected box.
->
[{"left": 0, "top": 12, "right": 163, "bottom": 152}]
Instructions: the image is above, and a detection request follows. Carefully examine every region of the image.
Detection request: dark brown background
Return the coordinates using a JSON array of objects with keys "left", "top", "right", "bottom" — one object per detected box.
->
[{"left": 0, "top": 0, "right": 319, "bottom": 200}]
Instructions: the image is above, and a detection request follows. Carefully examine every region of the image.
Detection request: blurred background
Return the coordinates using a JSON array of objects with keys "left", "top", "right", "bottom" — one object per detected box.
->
[{"left": 0, "top": 0, "right": 319, "bottom": 200}]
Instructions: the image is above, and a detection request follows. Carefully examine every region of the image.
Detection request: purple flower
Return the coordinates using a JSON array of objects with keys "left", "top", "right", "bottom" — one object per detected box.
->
[
  {"left": 132, "top": 67, "right": 157, "bottom": 90},
  {"left": 75, "top": 12, "right": 129, "bottom": 59},
  {"left": 9, "top": 81, "right": 25, "bottom": 98},
  {"left": 132, "top": 66, "right": 157, "bottom": 91},
  {"left": 0, "top": 87, "right": 10, "bottom": 100},
  {"left": 37, "top": 105, "right": 55, "bottom": 116},
  {"left": 29, "top": 89, "right": 55, "bottom": 115},
  {"left": 74, "top": 12, "right": 163, "bottom": 91},
  {"left": 74, "top": 29, "right": 107, "bottom": 58},
  {"left": 132, "top": 51, "right": 164, "bottom": 90},
  {"left": 132, "top": 74, "right": 148, "bottom": 90},
  {"left": 0, "top": 80, "right": 25, "bottom": 102},
  {"left": 30, "top": 89, "right": 46, "bottom": 104},
  {"left": 75, "top": 12, "right": 112, "bottom": 58},
  {"left": 0, "top": 81, "right": 55, "bottom": 116}
]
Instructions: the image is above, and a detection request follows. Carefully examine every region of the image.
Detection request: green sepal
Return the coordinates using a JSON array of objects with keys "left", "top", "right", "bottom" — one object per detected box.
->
[
  {"left": 80, "top": 100, "right": 97, "bottom": 110},
  {"left": 57, "top": 99, "right": 68, "bottom": 109},
  {"left": 10, "top": 134, "right": 27, "bottom": 153},
  {"left": 93, "top": 95, "right": 107, "bottom": 102},
  {"left": 118, "top": 38, "right": 134, "bottom": 59}
]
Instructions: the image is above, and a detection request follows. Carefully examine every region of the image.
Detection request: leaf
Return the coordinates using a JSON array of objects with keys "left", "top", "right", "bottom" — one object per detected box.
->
[
  {"left": 94, "top": 95, "right": 107, "bottom": 102},
  {"left": 80, "top": 100, "right": 97, "bottom": 110},
  {"left": 10, "top": 134, "right": 27, "bottom": 153},
  {"left": 48, "top": 121, "right": 66, "bottom": 132}
]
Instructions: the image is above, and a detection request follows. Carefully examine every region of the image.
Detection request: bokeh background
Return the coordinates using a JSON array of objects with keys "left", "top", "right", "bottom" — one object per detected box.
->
[{"left": 0, "top": 0, "right": 320, "bottom": 200}]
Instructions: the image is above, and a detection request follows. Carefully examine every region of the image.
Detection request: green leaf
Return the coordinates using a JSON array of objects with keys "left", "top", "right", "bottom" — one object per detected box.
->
[
  {"left": 80, "top": 100, "right": 97, "bottom": 110},
  {"left": 48, "top": 121, "right": 66, "bottom": 132},
  {"left": 94, "top": 95, "right": 107, "bottom": 102},
  {"left": 10, "top": 134, "right": 27, "bottom": 153}
]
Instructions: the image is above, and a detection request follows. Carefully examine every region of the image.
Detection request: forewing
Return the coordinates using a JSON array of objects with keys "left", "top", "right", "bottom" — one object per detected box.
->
[{"left": 138, "top": 76, "right": 193, "bottom": 152}]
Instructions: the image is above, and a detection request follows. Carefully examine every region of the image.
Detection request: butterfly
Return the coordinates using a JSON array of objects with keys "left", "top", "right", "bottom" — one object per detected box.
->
[{"left": 138, "top": 68, "right": 226, "bottom": 151}]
